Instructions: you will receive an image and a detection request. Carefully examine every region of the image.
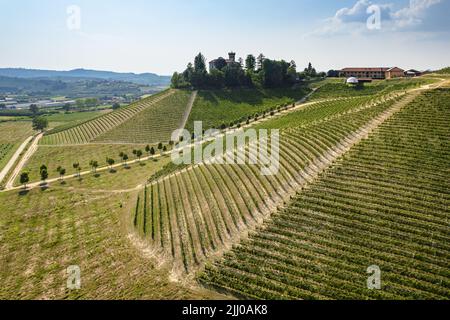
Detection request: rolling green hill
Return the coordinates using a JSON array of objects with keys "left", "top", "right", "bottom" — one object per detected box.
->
[{"left": 40, "top": 90, "right": 176, "bottom": 145}]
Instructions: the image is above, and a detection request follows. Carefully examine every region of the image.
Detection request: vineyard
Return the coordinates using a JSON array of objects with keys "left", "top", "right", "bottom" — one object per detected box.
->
[
  {"left": 40, "top": 90, "right": 176, "bottom": 145},
  {"left": 133, "top": 89, "right": 416, "bottom": 275},
  {"left": 200, "top": 88, "right": 450, "bottom": 299},
  {"left": 186, "top": 87, "right": 311, "bottom": 132},
  {"left": 0, "top": 121, "right": 33, "bottom": 171},
  {"left": 0, "top": 144, "right": 13, "bottom": 167},
  {"left": 310, "top": 77, "right": 436, "bottom": 100},
  {"left": 94, "top": 90, "right": 193, "bottom": 144}
]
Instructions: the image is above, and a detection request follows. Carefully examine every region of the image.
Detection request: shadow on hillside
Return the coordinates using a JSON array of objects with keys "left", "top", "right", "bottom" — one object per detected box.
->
[{"left": 199, "top": 87, "right": 308, "bottom": 106}]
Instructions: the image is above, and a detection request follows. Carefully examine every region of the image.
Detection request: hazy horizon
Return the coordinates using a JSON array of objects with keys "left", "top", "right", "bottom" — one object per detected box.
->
[{"left": 1, "top": 0, "right": 449, "bottom": 75}]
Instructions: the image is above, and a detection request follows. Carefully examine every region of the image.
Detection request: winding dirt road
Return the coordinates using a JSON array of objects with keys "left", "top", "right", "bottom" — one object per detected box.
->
[
  {"left": 0, "top": 136, "right": 34, "bottom": 184},
  {"left": 5, "top": 133, "right": 43, "bottom": 189}
]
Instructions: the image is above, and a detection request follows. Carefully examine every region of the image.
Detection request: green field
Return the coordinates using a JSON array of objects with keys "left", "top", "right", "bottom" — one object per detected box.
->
[
  {"left": 0, "top": 182, "right": 217, "bottom": 299},
  {"left": 186, "top": 87, "right": 311, "bottom": 132},
  {"left": 200, "top": 88, "right": 450, "bottom": 299},
  {"left": 310, "top": 77, "right": 436, "bottom": 100},
  {"left": 16, "top": 144, "right": 163, "bottom": 183},
  {"left": 94, "top": 90, "right": 193, "bottom": 144},
  {"left": 0, "top": 121, "right": 34, "bottom": 171},
  {"left": 40, "top": 90, "right": 175, "bottom": 145}
]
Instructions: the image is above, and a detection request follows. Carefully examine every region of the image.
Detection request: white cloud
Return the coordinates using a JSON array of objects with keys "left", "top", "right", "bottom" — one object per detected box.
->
[
  {"left": 313, "top": 0, "right": 444, "bottom": 36},
  {"left": 392, "top": 0, "right": 441, "bottom": 29}
]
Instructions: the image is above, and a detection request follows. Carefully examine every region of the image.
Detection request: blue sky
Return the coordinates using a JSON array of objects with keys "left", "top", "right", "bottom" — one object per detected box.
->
[{"left": 0, "top": 0, "right": 449, "bottom": 75}]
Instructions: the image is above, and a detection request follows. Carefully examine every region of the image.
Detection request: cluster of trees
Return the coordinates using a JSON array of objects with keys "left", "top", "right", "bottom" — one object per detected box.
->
[{"left": 172, "top": 53, "right": 323, "bottom": 89}]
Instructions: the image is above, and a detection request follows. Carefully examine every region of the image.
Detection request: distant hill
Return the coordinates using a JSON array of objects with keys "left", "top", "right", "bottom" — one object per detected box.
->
[
  {"left": 0, "top": 75, "right": 156, "bottom": 98},
  {"left": 0, "top": 68, "right": 171, "bottom": 86}
]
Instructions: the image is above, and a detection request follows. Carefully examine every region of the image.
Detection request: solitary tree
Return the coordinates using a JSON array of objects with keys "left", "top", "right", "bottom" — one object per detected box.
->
[
  {"left": 32, "top": 116, "right": 48, "bottom": 132},
  {"left": 106, "top": 157, "right": 115, "bottom": 171},
  {"left": 157, "top": 143, "right": 163, "bottom": 154},
  {"left": 145, "top": 145, "right": 150, "bottom": 155},
  {"left": 132, "top": 149, "right": 138, "bottom": 157},
  {"left": 56, "top": 166, "right": 64, "bottom": 181},
  {"left": 136, "top": 150, "right": 143, "bottom": 162},
  {"left": 150, "top": 147, "right": 155, "bottom": 156},
  {"left": 89, "top": 160, "right": 99, "bottom": 173},
  {"left": 40, "top": 165, "right": 47, "bottom": 175},
  {"left": 73, "top": 162, "right": 81, "bottom": 178},
  {"left": 20, "top": 172, "right": 29, "bottom": 189},
  {"left": 63, "top": 103, "right": 71, "bottom": 112},
  {"left": 40, "top": 169, "right": 48, "bottom": 183},
  {"left": 112, "top": 103, "right": 121, "bottom": 110},
  {"left": 122, "top": 153, "right": 129, "bottom": 166}
]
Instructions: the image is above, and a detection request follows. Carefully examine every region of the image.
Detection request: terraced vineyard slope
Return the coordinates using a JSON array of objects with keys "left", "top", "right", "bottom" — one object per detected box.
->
[
  {"left": 133, "top": 90, "right": 415, "bottom": 275},
  {"left": 40, "top": 90, "right": 176, "bottom": 145},
  {"left": 200, "top": 88, "right": 450, "bottom": 299},
  {"left": 94, "top": 90, "right": 193, "bottom": 144}
]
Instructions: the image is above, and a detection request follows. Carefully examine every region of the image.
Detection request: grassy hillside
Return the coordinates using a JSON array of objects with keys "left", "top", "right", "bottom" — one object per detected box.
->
[
  {"left": 186, "top": 87, "right": 311, "bottom": 132},
  {"left": 16, "top": 144, "right": 164, "bottom": 183},
  {"left": 40, "top": 90, "right": 174, "bottom": 145},
  {"left": 0, "top": 184, "right": 215, "bottom": 299},
  {"left": 0, "top": 121, "right": 34, "bottom": 171},
  {"left": 201, "top": 88, "right": 450, "bottom": 299},
  {"left": 94, "top": 90, "right": 193, "bottom": 144}
]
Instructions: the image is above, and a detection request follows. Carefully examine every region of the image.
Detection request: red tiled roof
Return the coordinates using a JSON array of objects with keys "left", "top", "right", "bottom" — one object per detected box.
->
[{"left": 341, "top": 67, "right": 389, "bottom": 72}]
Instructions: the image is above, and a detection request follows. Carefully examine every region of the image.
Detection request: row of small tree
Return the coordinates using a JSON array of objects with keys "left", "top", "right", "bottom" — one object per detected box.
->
[{"left": 18, "top": 143, "right": 171, "bottom": 189}]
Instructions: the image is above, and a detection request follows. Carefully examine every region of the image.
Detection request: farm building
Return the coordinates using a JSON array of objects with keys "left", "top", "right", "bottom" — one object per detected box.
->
[
  {"left": 340, "top": 67, "right": 405, "bottom": 80},
  {"left": 405, "top": 69, "right": 422, "bottom": 77}
]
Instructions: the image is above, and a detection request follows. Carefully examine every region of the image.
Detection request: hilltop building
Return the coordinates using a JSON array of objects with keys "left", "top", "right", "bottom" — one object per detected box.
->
[
  {"left": 209, "top": 52, "right": 240, "bottom": 71},
  {"left": 340, "top": 67, "right": 405, "bottom": 80}
]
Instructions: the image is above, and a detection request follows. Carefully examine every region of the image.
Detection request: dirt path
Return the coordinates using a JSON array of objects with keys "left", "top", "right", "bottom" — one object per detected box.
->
[
  {"left": 0, "top": 135, "right": 34, "bottom": 184},
  {"left": 178, "top": 90, "right": 197, "bottom": 131},
  {"left": 5, "top": 133, "right": 43, "bottom": 189}
]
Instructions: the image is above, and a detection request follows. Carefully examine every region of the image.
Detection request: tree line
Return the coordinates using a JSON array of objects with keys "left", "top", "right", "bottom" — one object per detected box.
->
[
  {"left": 18, "top": 143, "right": 170, "bottom": 189},
  {"left": 171, "top": 53, "right": 324, "bottom": 89}
]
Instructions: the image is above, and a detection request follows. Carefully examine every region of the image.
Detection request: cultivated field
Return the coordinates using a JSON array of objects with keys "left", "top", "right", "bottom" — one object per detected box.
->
[
  {"left": 0, "top": 77, "right": 448, "bottom": 300},
  {"left": 0, "top": 121, "right": 34, "bottom": 171},
  {"left": 0, "top": 182, "right": 218, "bottom": 299},
  {"left": 40, "top": 90, "right": 175, "bottom": 145},
  {"left": 186, "top": 87, "right": 311, "bottom": 132},
  {"left": 310, "top": 77, "right": 437, "bottom": 100},
  {"left": 200, "top": 88, "right": 450, "bottom": 299},
  {"left": 15, "top": 144, "right": 160, "bottom": 183},
  {"left": 133, "top": 89, "right": 414, "bottom": 275},
  {"left": 94, "top": 90, "right": 193, "bottom": 144}
]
